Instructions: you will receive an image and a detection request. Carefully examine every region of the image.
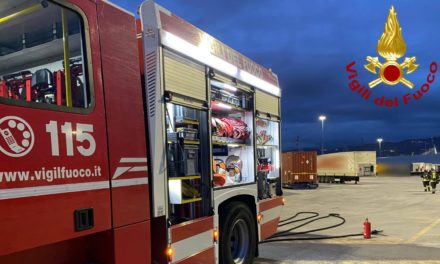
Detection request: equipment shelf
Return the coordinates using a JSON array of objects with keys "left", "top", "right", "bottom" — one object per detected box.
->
[
  {"left": 212, "top": 141, "right": 248, "bottom": 147},
  {"left": 257, "top": 144, "right": 279, "bottom": 148},
  {"left": 169, "top": 175, "right": 201, "bottom": 180},
  {"left": 179, "top": 197, "right": 202, "bottom": 204},
  {"left": 176, "top": 119, "right": 199, "bottom": 125},
  {"left": 167, "top": 140, "right": 200, "bottom": 145}
]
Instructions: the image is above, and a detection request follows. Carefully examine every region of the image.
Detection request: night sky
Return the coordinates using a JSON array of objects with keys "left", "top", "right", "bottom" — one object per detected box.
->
[{"left": 113, "top": 0, "right": 440, "bottom": 151}]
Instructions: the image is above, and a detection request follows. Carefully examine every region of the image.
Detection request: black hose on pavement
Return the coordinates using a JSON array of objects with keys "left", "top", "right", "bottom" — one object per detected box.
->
[{"left": 260, "top": 212, "right": 382, "bottom": 244}]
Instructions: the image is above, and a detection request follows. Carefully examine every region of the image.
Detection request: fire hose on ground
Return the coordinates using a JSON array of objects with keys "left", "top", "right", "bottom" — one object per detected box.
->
[{"left": 260, "top": 212, "right": 383, "bottom": 243}]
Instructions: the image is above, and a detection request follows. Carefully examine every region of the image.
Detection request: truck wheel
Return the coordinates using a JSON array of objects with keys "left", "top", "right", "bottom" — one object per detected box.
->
[{"left": 220, "top": 202, "right": 256, "bottom": 264}]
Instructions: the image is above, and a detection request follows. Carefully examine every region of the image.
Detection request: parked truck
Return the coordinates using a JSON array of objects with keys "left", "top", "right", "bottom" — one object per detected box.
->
[
  {"left": 317, "top": 151, "right": 376, "bottom": 184},
  {"left": 0, "top": 1, "right": 284, "bottom": 263}
]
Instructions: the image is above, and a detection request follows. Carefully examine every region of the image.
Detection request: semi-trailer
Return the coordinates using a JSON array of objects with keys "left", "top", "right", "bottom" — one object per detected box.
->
[{"left": 317, "top": 151, "right": 376, "bottom": 183}]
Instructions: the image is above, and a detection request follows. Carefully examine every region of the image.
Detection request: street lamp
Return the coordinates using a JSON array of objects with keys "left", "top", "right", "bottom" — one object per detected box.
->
[
  {"left": 319, "top": 115, "right": 326, "bottom": 155},
  {"left": 377, "top": 138, "right": 383, "bottom": 157}
]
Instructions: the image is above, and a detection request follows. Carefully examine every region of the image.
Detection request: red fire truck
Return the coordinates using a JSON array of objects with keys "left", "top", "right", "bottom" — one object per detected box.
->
[{"left": 0, "top": 1, "right": 283, "bottom": 263}]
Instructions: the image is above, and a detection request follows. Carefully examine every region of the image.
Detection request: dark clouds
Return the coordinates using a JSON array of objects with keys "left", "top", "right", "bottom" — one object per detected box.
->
[{"left": 114, "top": 0, "right": 440, "bottom": 151}]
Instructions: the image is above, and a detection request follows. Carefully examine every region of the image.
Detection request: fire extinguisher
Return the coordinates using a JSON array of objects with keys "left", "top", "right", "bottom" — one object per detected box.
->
[{"left": 363, "top": 218, "right": 371, "bottom": 239}]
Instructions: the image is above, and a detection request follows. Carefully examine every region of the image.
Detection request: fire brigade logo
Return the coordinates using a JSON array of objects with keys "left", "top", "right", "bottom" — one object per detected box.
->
[
  {"left": 0, "top": 116, "right": 34, "bottom": 158},
  {"left": 364, "top": 6, "right": 419, "bottom": 89},
  {"left": 345, "top": 5, "right": 437, "bottom": 108}
]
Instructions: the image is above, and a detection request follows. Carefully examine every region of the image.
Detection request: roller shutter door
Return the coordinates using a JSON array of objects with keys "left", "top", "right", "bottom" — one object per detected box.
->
[
  {"left": 163, "top": 50, "right": 206, "bottom": 102},
  {"left": 256, "top": 90, "right": 279, "bottom": 117}
]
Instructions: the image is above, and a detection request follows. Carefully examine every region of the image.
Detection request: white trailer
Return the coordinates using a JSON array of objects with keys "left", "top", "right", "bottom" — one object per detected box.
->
[{"left": 317, "top": 151, "right": 376, "bottom": 183}]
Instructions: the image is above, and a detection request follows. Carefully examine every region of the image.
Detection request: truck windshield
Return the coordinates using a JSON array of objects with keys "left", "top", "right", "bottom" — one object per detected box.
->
[{"left": 0, "top": 0, "right": 90, "bottom": 109}]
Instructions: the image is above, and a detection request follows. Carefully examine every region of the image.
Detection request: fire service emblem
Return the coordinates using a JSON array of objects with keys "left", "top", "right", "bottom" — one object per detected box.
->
[
  {"left": 345, "top": 5, "right": 437, "bottom": 108},
  {"left": 364, "top": 6, "right": 418, "bottom": 89}
]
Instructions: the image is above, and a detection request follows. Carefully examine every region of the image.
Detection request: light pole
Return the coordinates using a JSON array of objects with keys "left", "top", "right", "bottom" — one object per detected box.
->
[
  {"left": 319, "top": 115, "right": 326, "bottom": 155},
  {"left": 377, "top": 138, "right": 383, "bottom": 157}
]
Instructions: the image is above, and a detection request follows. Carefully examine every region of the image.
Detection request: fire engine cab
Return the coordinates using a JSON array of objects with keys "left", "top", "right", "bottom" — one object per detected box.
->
[{"left": 0, "top": 1, "right": 283, "bottom": 263}]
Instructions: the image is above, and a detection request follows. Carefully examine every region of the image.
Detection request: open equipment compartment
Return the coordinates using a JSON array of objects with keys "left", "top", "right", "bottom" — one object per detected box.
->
[
  {"left": 256, "top": 117, "right": 280, "bottom": 179},
  {"left": 165, "top": 102, "right": 211, "bottom": 225},
  {"left": 210, "top": 76, "right": 255, "bottom": 188},
  {"left": 255, "top": 89, "right": 282, "bottom": 198}
]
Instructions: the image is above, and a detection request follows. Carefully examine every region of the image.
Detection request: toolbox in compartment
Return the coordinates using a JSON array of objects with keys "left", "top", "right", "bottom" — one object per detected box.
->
[
  {"left": 175, "top": 105, "right": 198, "bottom": 121},
  {"left": 179, "top": 144, "right": 199, "bottom": 176},
  {"left": 176, "top": 127, "right": 198, "bottom": 140},
  {"left": 167, "top": 142, "right": 200, "bottom": 176}
]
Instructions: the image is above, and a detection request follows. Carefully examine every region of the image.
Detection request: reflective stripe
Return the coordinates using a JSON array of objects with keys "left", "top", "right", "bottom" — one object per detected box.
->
[
  {"left": 172, "top": 230, "right": 213, "bottom": 263},
  {"left": 174, "top": 246, "right": 215, "bottom": 264},
  {"left": 128, "top": 166, "right": 148, "bottom": 172},
  {"left": 113, "top": 166, "right": 148, "bottom": 179},
  {"left": 260, "top": 205, "right": 283, "bottom": 224},
  {"left": 120, "top": 157, "right": 148, "bottom": 163},
  {"left": 112, "top": 177, "right": 148, "bottom": 187},
  {"left": 113, "top": 157, "right": 149, "bottom": 179},
  {"left": 0, "top": 181, "right": 109, "bottom": 200}
]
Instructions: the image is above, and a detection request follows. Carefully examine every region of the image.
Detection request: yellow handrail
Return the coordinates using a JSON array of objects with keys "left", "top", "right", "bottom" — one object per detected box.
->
[
  {"left": 61, "top": 8, "right": 72, "bottom": 107},
  {"left": 0, "top": 2, "right": 47, "bottom": 25}
]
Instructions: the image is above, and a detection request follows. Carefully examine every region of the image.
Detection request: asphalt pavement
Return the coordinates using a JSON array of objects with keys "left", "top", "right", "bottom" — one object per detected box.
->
[{"left": 256, "top": 176, "right": 440, "bottom": 263}]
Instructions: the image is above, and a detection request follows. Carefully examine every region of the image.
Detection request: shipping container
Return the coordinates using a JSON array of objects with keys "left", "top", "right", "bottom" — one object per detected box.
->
[
  {"left": 317, "top": 151, "right": 376, "bottom": 183},
  {"left": 282, "top": 151, "right": 318, "bottom": 188}
]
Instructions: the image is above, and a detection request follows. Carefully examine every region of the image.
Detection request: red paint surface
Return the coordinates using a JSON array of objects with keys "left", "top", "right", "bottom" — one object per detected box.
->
[
  {"left": 114, "top": 221, "right": 151, "bottom": 264},
  {"left": 170, "top": 216, "right": 213, "bottom": 243},
  {"left": 0, "top": 0, "right": 111, "bottom": 256},
  {"left": 384, "top": 64, "right": 400, "bottom": 82},
  {"left": 260, "top": 217, "right": 280, "bottom": 240},
  {"left": 97, "top": 0, "right": 150, "bottom": 227},
  {"left": 0, "top": 189, "right": 111, "bottom": 256},
  {"left": 111, "top": 185, "right": 150, "bottom": 226},
  {"left": 0, "top": 230, "right": 115, "bottom": 264},
  {"left": 259, "top": 196, "right": 283, "bottom": 212},
  {"left": 174, "top": 246, "right": 215, "bottom": 264}
]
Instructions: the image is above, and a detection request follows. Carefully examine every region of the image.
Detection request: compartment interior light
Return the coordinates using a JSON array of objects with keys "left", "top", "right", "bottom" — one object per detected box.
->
[
  {"left": 274, "top": 149, "right": 280, "bottom": 170},
  {"left": 214, "top": 102, "right": 232, "bottom": 110},
  {"left": 211, "top": 80, "right": 237, "bottom": 92}
]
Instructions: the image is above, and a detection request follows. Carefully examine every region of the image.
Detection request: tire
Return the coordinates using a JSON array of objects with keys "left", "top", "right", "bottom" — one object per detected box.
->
[{"left": 219, "top": 202, "right": 257, "bottom": 264}]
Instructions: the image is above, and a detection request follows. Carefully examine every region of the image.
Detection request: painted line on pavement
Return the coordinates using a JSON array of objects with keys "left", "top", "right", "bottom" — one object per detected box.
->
[{"left": 407, "top": 217, "right": 440, "bottom": 243}]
